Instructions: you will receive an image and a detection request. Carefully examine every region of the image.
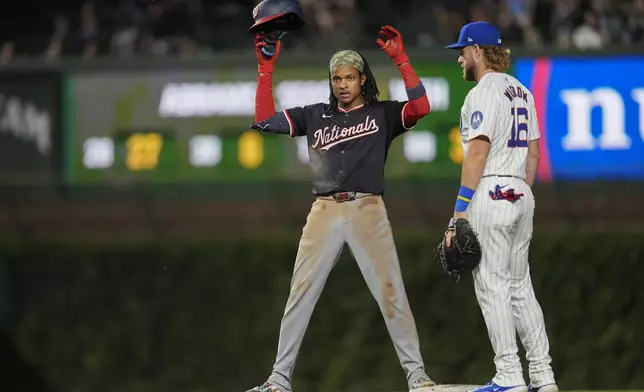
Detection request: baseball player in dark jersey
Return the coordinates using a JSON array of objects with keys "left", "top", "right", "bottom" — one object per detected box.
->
[{"left": 246, "top": 26, "right": 435, "bottom": 392}]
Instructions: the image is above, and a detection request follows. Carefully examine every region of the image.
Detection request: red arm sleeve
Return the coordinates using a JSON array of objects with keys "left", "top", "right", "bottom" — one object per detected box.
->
[
  {"left": 255, "top": 73, "right": 276, "bottom": 123},
  {"left": 397, "top": 60, "right": 430, "bottom": 128}
]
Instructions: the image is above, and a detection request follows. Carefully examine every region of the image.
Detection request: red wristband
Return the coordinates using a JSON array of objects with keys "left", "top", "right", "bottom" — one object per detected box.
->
[{"left": 393, "top": 53, "right": 410, "bottom": 66}]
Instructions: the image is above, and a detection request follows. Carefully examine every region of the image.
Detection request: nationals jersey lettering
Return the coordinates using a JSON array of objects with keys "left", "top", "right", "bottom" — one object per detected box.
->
[
  {"left": 284, "top": 101, "right": 412, "bottom": 195},
  {"left": 459, "top": 72, "right": 540, "bottom": 179},
  {"left": 312, "top": 115, "right": 380, "bottom": 150}
]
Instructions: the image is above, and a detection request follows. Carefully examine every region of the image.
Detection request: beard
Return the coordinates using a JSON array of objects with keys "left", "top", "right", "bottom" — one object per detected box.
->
[{"left": 464, "top": 63, "right": 476, "bottom": 81}]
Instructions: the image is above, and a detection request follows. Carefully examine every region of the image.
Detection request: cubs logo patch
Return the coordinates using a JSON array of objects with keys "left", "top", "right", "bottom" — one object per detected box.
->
[
  {"left": 252, "top": 4, "right": 259, "bottom": 19},
  {"left": 470, "top": 111, "right": 483, "bottom": 130}
]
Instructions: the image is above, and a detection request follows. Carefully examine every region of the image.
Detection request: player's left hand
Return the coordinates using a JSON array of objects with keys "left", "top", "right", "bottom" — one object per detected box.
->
[
  {"left": 376, "top": 25, "right": 408, "bottom": 65},
  {"left": 435, "top": 217, "right": 482, "bottom": 281}
]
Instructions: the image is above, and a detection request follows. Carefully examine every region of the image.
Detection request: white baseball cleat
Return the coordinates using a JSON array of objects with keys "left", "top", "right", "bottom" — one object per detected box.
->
[
  {"left": 245, "top": 381, "right": 283, "bottom": 392},
  {"left": 410, "top": 377, "right": 437, "bottom": 391}
]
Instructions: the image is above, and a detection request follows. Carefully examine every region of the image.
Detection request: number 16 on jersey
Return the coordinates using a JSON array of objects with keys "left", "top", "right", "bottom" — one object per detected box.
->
[{"left": 508, "top": 107, "right": 528, "bottom": 148}]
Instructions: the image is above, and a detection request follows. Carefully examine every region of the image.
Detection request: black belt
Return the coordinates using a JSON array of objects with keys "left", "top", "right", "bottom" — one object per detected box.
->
[
  {"left": 482, "top": 174, "right": 525, "bottom": 180},
  {"left": 316, "top": 191, "right": 380, "bottom": 203}
]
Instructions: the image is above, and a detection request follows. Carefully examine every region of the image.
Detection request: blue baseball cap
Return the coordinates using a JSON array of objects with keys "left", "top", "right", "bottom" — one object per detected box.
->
[{"left": 445, "top": 21, "right": 502, "bottom": 49}]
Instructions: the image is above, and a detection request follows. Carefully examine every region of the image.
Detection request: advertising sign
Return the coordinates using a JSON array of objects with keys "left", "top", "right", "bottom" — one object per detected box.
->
[
  {"left": 514, "top": 56, "right": 644, "bottom": 180},
  {"left": 67, "top": 63, "right": 470, "bottom": 184},
  {"left": 0, "top": 71, "right": 61, "bottom": 184}
]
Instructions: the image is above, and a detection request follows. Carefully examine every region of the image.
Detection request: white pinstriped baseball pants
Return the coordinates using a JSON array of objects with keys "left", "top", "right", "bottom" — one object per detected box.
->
[{"left": 468, "top": 177, "right": 556, "bottom": 387}]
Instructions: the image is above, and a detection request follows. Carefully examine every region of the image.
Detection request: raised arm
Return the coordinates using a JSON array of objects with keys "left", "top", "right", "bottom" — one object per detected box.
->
[
  {"left": 398, "top": 57, "right": 430, "bottom": 128},
  {"left": 254, "top": 34, "right": 279, "bottom": 123},
  {"left": 251, "top": 35, "right": 306, "bottom": 136},
  {"left": 377, "top": 25, "right": 430, "bottom": 130}
]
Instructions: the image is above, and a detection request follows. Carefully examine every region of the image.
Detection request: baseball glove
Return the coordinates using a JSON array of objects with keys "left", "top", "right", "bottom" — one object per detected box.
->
[{"left": 434, "top": 218, "right": 483, "bottom": 281}]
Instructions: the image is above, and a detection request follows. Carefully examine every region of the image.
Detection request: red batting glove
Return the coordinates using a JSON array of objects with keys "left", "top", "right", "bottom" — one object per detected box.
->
[
  {"left": 376, "top": 25, "right": 409, "bottom": 66},
  {"left": 255, "top": 33, "right": 281, "bottom": 74}
]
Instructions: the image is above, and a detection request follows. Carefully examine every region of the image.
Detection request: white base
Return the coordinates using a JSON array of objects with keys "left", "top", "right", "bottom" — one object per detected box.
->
[{"left": 413, "top": 385, "right": 482, "bottom": 392}]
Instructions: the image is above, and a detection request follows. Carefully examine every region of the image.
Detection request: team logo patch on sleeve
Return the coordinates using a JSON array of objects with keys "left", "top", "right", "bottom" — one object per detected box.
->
[{"left": 471, "top": 111, "right": 483, "bottom": 130}]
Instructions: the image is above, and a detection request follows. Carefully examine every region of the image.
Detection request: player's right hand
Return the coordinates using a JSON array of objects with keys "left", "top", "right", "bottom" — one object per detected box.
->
[{"left": 255, "top": 33, "right": 281, "bottom": 73}]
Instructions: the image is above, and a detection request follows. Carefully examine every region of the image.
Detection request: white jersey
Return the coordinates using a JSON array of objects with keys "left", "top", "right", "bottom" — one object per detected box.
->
[
  {"left": 459, "top": 72, "right": 540, "bottom": 179},
  {"left": 460, "top": 75, "right": 556, "bottom": 389}
]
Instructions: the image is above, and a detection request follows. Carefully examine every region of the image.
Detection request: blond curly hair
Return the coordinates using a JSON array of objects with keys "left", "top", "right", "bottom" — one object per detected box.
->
[{"left": 481, "top": 46, "right": 512, "bottom": 72}]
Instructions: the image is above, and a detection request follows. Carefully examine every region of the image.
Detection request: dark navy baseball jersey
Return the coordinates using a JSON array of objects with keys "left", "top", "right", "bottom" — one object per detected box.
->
[{"left": 252, "top": 101, "right": 414, "bottom": 195}]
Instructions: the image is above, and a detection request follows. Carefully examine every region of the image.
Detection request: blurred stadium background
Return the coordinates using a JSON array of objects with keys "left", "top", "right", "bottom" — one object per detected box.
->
[{"left": 1, "top": 0, "right": 643, "bottom": 391}]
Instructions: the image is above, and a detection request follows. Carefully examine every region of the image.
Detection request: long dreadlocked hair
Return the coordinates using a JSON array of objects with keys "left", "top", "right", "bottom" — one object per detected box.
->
[{"left": 326, "top": 50, "right": 380, "bottom": 115}]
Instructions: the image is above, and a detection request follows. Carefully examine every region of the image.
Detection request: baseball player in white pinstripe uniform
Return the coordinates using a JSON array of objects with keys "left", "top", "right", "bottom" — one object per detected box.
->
[{"left": 443, "top": 22, "right": 559, "bottom": 392}]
